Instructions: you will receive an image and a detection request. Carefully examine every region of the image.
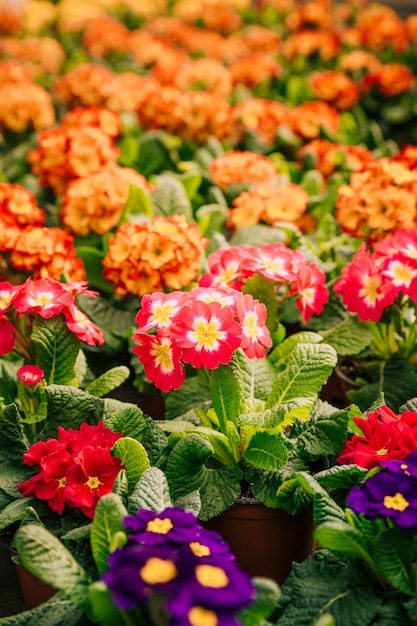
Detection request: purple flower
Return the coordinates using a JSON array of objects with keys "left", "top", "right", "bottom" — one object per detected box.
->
[
  {"left": 102, "top": 543, "right": 189, "bottom": 610},
  {"left": 123, "top": 507, "right": 201, "bottom": 545},
  {"left": 187, "top": 527, "right": 234, "bottom": 561},
  {"left": 383, "top": 449, "right": 417, "bottom": 480},
  {"left": 169, "top": 556, "right": 254, "bottom": 612},
  {"left": 169, "top": 602, "right": 244, "bottom": 626},
  {"left": 347, "top": 465, "right": 417, "bottom": 531}
]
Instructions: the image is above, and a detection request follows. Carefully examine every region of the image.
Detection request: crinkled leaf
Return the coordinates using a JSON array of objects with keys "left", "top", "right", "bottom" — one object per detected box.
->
[
  {"left": 165, "top": 374, "right": 210, "bottom": 419},
  {"left": 291, "top": 402, "right": 350, "bottom": 458},
  {"left": 90, "top": 493, "right": 127, "bottom": 576},
  {"left": 268, "top": 331, "right": 324, "bottom": 369},
  {"left": 31, "top": 316, "right": 79, "bottom": 386},
  {"left": 14, "top": 524, "right": 91, "bottom": 610},
  {"left": 123, "top": 183, "right": 153, "bottom": 218},
  {"left": 127, "top": 466, "right": 172, "bottom": 514},
  {"left": 111, "top": 437, "right": 150, "bottom": 495},
  {"left": 320, "top": 315, "right": 372, "bottom": 356},
  {"left": 266, "top": 343, "right": 337, "bottom": 409},
  {"left": 275, "top": 551, "right": 384, "bottom": 626},
  {"left": 165, "top": 434, "right": 242, "bottom": 520},
  {"left": 41, "top": 386, "right": 105, "bottom": 439},
  {"left": 296, "top": 472, "right": 347, "bottom": 527},
  {"left": 151, "top": 174, "right": 192, "bottom": 219},
  {"left": 104, "top": 406, "right": 147, "bottom": 442},
  {"left": 85, "top": 366, "right": 130, "bottom": 398},
  {"left": 372, "top": 528, "right": 415, "bottom": 595},
  {"left": 0, "top": 593, "right": 83, "bottom": 626},
  {"left": 315, "top": 522, "right": 372, "bottom": 563},
  {"left": 195, "top": 203, "right": 228, "bottom": 238},
  {"left": 210, "top": 364, "right": 245, "bottom": 431},
  {"left": 244, "top": 432, "right": 288, "bottom": 471}
]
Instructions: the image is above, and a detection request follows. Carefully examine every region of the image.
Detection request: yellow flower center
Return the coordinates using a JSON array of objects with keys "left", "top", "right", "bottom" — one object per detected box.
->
[
  {"left": 152, "top": 341, "right": 174, "bottom": 372},
  {"left": 57, "top": 477, "right": 66, "bottom": 488},
  {"left": 190, "top": 318, "right": 223, "bottom": 350},
  {"left": 146, "top": 518, "right": 173, "bottom": 534},
  {"left": 359, "top": 276, "right": 381, "bottom": 307},
  {"left": 152, "top": 302, "right": 175, "bottom": 325},
  {"left": 140, "top": 557, "right": 177, "bottom": 584},
  {"left": 189, "top": 542, "right": 211, "bottom": 557},
  {"left": 86, "top": 476, "right": 101, "bottom": 489},
  {"left": 195, "top": 564, "right": 229, "bottom": 588},
  {"left": 384, "top": 492, "right": 409, "bottom": 512},
  {"left": 188, "top": 606, "right": 219, "bottom": 626},
  {"left": 376, "top": 448, "right": 388, "bottom": 455},
  {"left": 389, "top": 261, "right": 415, "bottom": 287},
  {"left": 243, "top": 312, "right": 260, "bottom": 339}
]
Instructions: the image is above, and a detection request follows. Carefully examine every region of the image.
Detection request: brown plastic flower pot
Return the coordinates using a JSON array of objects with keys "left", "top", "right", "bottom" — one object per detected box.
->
[
  {"left": 203, "top": 499, "right": 314, "bottom": 586},
  {"left": 15, "top": 561, "right": 56, "bottom": 610}
]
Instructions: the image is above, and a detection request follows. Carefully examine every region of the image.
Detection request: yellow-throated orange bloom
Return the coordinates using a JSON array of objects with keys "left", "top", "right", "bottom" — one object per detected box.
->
[
  {"left": 285, "top": 0, "right": 332, "bottom": 31},
  {"left": 209, "top": 151, "right": 278, "bottom": 189},
  {"left": 229, "top": 51, "right": 282, "bottom": 89},
  {"left": 0, "top": 59, "right": 33, "bottom": 86},
  {"left": 9, "top": 226, "right": 86, "bottom": 282},
  {"left": 128, "top": 29, "right": 187, "bottom": 68},
  {"left": 355, "top": 4, "right": 409, "bottom": 53},
  {"left": 102, "top": 215, "right": 209, "bottom": 297},
  {"left": 297, "top": 139, "right": 374, "bottom": 178},
  {"left": 28, "top": 125, "right": 120, "bottom": 196},
  {"left": 173, "top": 0, "right": 243, "bottom": 34},
  {"left": 288, "top": 101, "right": 340, "bottom": 140},
  {"left": 229, "top": 181, "right": 310, "bottom": 231},
  {"left": 282, "top": 29, "right": 340, "bottom": 61},
  {"left": 406, "top": 15, "right": 417, "bottom": 44},
  {"left": 61, "top": 106, "right": 121, "bottom": 139},
  {"left": 0, "top": 37, "right": 66, "bottom": 77},
  {"left": 339, "top": 50, "right": 382, "bottom": 75},
  {"left": 335, "top": 159, "right": 417, "bottom": 241},
  {"left": 0, "top": 82, "right": 55, "bottom": 132},
  {"left": 104, "top": 72, "right": 147, "bottom": 113},
  {"left": 60, "top": 166, "right": 154, "bottom": 236},
  {"left": 0, "top": 183, "right": 45, "bottom": 228},
  {"left": 82, "top": 14, "right": 130, "bottom": 58},
  {"left": 233, "top": 97, "right": 289, "bottom": 145},
  {"left": 53, "top": 62, "right": 115, "bottom": 108},
  {"left": 170, "top": 57, "right": 233, "bottom": 97},
  {"left": 308, "top": 70, "right": 360, "bottom": 110},
  {"left": 362, "top": 63, "right": 415, "bottom": 97}
]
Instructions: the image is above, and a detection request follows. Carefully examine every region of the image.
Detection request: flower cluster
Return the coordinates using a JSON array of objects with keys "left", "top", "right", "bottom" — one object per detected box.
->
[
  {"left": 335, "top": 157, "right": 417, "bottom": 241},
  {"left": 132, "top": 284, "right": 272, "bottom": 392},
  {"left": 199, "top": 243, "right": 329, "bottom": 324},
  {"left": 0, "top": 277, "right": 104, "bottom": 360},
  {"left": 333, "top": 228, "right": 417, "bottom": 323},
  {"left": 102, "top": 214, "right": 209, "bottom": 297},
  {"left": 209, "top": 150, "right": 278, "bottom": 190},
  {"left": 18, "top": 422, "right": 123, "bottom": 518},
  {"left": 337, "top": 405, "right": 417, "bottom": 470},
  {"left": 103, "top": 507, "right": 254, "bottom": 625},
  {"left": 347, "top": 449, "right": 417, "bottom": 532}
]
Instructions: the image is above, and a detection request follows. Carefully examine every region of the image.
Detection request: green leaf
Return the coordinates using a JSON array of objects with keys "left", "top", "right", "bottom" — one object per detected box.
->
[
  {"left": 295, "top": 472, "right": 347, "bottom": 527},
  {"left": 0, "top": 498, "right": 43, "bottom": 532},
  {"left": 210, "top": 364, "right": 245, "bottom": 432},
  {"left": 177, "top": 171, "right": 202, "bottom": 200},
  {"left": 275, "top": 552, "right": 384, "bottom": 626},
  {"left": 266, "top": 343, "right": 337, "bottom": 409},
  {"left": 0, "top": 594, "right": 83, "bottom": 626},
  {"left": 31, "top": 316, "right": 79, "bottom": 386},
  {"left": 104, "top": 406, "right": 148, "bottom": 442},
  {"left": 292, "top": 402, "right": 350, "bottom": 458},
  {"left": 244, "top": 432, "right": 288, "bottom": 471},
  {"left": 195, "top": 203, "right": 228, "bottom": 238},
  {"left": 90, "top": 493, "right": 128, "bottom": 576},
  {"left": 111, "top": 437, "right": 150, "bottom": 495},
  {"left": 75, "top": 247, "right": 111, "bottom": 294},
  {"left": 239, "top": 577, "right": 281, "bottom": 626},
  {"left": 41, "top": 386, "right": 105, "bottom": 439},
  {"left": 127, "top": 466, "right": 172, "bottom": 514},
  {"left": 372, "top": 528, "right": 415, "bottom": 595},
  {"left": 85, "top": 366, "right": 130, "bottom": 398},
  {"left": 14, "top": 524, "right": 91, "bottom": 610},
  {"left": 314, "top": 522, "right": 373, "bottom": 564},
  {"left": 122, "top": 183, "right": 153, "bottom": 218},
  {"left": 151, "top": 174, "right": 192, "bottom": 219},
  {"left": 165, "top": 434, "right": 242, "bottom": 520},
  {"left": 88, "top": 582, "right": 125, "bottom": 626},
  {"left": 0, "top": 403, "right": 29, "bottom": 465},
  {"left": 320, "top": 315, "right": 372, "bottom": 356}
]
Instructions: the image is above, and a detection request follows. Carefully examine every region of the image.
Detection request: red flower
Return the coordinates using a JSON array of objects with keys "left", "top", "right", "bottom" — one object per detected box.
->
[
  {"left": 18, "top": 365, "right": 44, "bottom": 385},
  {"left": 0, "top": 315, "right": 15, "bottom": 356},
  {"left": 57, "top": 421, "right": 123, "bottom": 453},
  {"left": 236, "top": 294, "right": 272, "bottom": 359},
  {"left": 172, "top": 299, "right": 242, "bottom": 369},
  {"left": 12, "top": 277, "right": 73, "bottom": 319},
  {"left": 338, "top": 407, "right": 417, "bottom": 470},
  {"left": 65, "top": 446, "right": 122, "bottom": 518},
  {"left": 132, "top": 331, "right": 185, "bottom": 392}
]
